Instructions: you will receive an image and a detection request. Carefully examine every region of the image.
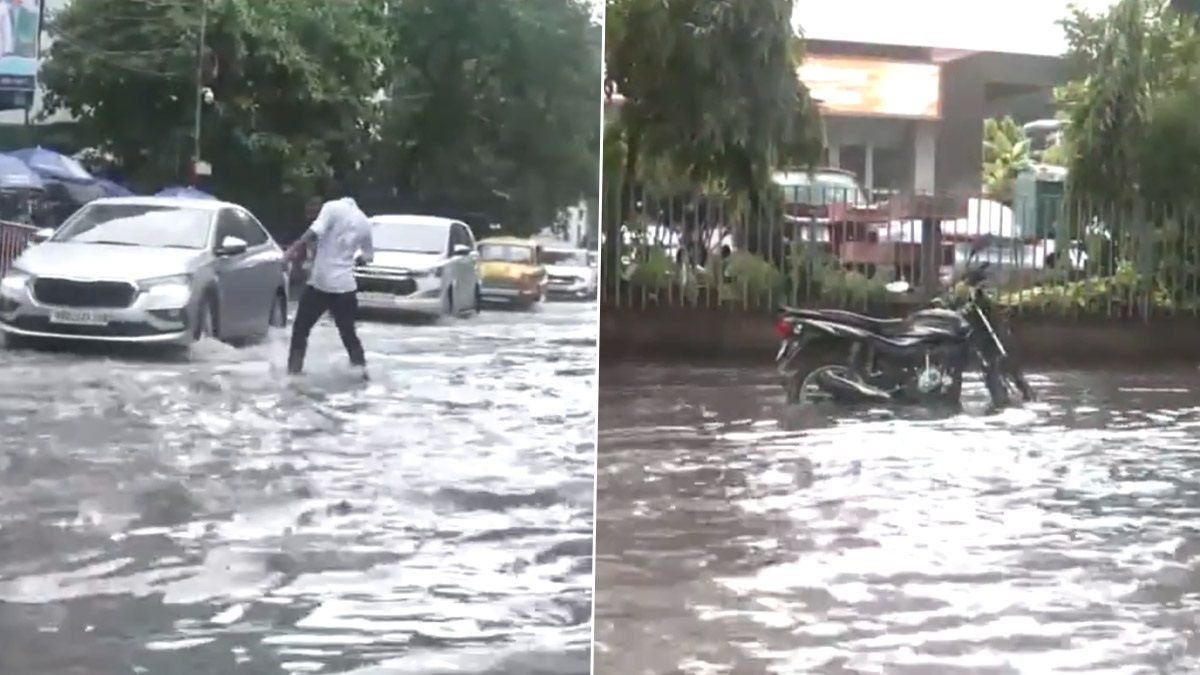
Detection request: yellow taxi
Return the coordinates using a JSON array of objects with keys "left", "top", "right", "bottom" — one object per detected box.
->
[{"left": 476, "top": 236, "right": 546, "bottom": 309}]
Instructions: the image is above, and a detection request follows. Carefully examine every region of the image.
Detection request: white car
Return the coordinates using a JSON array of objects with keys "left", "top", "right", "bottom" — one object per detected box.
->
[
  {"left": 355, "top": 215, "right": 481, "bottom": 318},
  {"left": 543, "top": 247, "right": 597, "bottom": 300}
]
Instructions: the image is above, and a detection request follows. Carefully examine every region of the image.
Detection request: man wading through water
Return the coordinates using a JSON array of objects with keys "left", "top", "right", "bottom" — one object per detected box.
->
[{"left": 285, "top": 183, "right": 374, "bottom": 379}]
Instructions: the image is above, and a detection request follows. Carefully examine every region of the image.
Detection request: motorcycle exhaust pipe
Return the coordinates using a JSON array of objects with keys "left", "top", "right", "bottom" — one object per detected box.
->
[{"left": 815, "top": 370, "right": 893, "bottom": 403}]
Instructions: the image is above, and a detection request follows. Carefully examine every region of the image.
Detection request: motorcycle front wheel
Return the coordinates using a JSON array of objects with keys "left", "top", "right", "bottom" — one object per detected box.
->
[{"left": 983, "top": 367, "right": 1012, "bottom": 409}]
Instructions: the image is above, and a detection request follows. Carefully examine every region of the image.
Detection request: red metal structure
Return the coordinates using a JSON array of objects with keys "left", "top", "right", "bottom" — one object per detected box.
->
[{"left": 0, "top": 220, "right": 35, "bottom": 277}]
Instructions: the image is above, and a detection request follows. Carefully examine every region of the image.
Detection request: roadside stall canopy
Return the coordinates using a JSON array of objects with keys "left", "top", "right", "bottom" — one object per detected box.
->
[
  {"left": 156, "top": 186, "right": 216, "bottom": 200},
  {"left": 10, "top": 146, "right": 94, "bottom": 184},
  {"left": 95, "top": 178, "right": 134, "bottom": 198},
  {"left": 0, "top": 153, "right": 44, "bottom": 191}
]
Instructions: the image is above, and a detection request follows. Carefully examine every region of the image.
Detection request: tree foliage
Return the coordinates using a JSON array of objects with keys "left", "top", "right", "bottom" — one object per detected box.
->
[
  {"left": 41, "top": 0, "right": 386, "bottom": 208},
  {"left": 1056, "top": 0, "right": 1200, "bottom": 291},
  {"left": 981, "top": 116, "right": 1030, "bottom": 204},
  {"left": 1056, "top": 0, "right": 1200, "bottom": 211},
  {"left": 38, "top": 0, "right": 601, "bottom": 237},
  {"left": 372, "top": 0, "right": 602, "bottom": 233},
  {"left": 604, "top": 0, "right": 823, "bottom": 204}
]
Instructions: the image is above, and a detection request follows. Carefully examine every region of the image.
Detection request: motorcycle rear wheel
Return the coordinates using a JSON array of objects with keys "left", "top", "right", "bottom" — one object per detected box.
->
[{"left": 785, "top": 352, "right": 854, "bottom": 405}]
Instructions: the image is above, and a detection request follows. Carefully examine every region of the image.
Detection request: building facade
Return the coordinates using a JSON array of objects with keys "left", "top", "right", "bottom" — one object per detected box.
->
[{"left": 800, "top": 39, "right": 1066, "bottom": 197}]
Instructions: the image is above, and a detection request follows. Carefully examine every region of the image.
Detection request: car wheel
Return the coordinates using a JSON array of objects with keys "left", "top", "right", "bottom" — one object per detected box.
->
[{"left": 268, "top": 290, "right": 287, "bottom": 328}]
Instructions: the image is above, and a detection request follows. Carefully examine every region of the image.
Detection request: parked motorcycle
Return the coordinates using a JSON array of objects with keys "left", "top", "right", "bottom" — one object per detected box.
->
[{"left": 774, "top": 248, "right": 1034, "bottom": 409}]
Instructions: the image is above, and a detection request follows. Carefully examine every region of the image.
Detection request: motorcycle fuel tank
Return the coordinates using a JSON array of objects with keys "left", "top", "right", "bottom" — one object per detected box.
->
[{"left": 900, "top": 308, "right": 970, "bottom": 339}]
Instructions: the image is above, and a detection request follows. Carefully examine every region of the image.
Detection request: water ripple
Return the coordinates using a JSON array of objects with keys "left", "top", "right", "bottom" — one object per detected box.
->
[
  {"left": 0, "top": 303, "right": 595, "bottom": 675},
  {"left": 596, "top": 363, "right": 1200, "bottom": 674}
]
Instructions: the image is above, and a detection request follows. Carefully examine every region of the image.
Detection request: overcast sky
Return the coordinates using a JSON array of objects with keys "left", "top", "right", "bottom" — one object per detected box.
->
[{"left": 793, "top": 0, "right": 1121, "bottom": 57}]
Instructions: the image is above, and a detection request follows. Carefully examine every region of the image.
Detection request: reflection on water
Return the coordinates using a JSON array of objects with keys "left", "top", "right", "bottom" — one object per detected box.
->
[
  {"left": 596, "top": 363, "right": 1200, "bottom": 674},
  {"left": 0, "top": 303, "right": 596, "bottom": 675}
]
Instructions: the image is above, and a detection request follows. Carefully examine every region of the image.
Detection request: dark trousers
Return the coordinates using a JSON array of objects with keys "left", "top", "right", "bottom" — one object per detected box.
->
[{"left": 288, "top": 285, "right": 365, "bottom": 374}]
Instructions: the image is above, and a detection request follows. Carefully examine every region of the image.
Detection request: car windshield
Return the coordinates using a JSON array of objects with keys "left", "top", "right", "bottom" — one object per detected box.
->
[
  {"left": 479, "top": 243, "right": 534, "bottom": 263},
  {"left": 543, "top": 249, "right": 588, "bottom": 265},
  {"left": 774, "top": 171, "right": 866, "bottom": 206},
  {"left": 51, "top": 203, "right": 213, "bottom": 249},
  {"left": 371, "top": 221, "right": 447, "bottom": 254}
]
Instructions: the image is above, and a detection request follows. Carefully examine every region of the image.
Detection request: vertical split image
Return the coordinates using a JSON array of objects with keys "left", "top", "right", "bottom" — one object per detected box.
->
[
  {"left": 0, "top": 1, "right": 601, "bottom": 674},
  {"left": 597, "top": 0, "right": 1200, "bottom": 673}
]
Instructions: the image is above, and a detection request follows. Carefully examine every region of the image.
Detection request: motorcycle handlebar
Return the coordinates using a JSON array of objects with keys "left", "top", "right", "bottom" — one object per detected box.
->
[{"left": 961, "top": 261, "right": 990, "bottom": 286}]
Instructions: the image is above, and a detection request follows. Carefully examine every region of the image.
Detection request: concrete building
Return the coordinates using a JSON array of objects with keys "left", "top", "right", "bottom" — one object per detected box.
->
[{"left": 798, "top": 40, "right": 1066, "bottom": 197}]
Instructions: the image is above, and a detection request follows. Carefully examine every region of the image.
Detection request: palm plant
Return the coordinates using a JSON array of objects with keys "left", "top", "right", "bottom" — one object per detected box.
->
[{"left": 982, "top": 116, "right": 1031, "bottom": 204}]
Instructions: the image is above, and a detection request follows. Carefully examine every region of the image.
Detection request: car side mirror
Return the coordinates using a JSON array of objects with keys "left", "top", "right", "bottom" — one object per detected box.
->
[
  {"left": 30, "top": 227, "right": 53, "bottom": 244},
  {"left": 452, "top": 244, "right": 472, "bottom": 257},
  {"left": 216, "top": 235, "right": 248, "bottom": 256}
]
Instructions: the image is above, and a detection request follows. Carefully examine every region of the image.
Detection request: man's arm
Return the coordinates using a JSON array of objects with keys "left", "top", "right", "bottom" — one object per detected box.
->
[
  {"left": 286, "top": 201, "right": 332, "bottom": 262},
  {"left": 356, "top": 216, "right": 375, "bottom": 266}
]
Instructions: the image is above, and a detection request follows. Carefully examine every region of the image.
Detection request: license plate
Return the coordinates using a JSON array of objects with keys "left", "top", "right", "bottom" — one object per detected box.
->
[
  {"left": 359, "top": 292, "right": 396, "bottom": 304},
  {"left": 50, "top": 309, "right": 111, "bottom": 326}
]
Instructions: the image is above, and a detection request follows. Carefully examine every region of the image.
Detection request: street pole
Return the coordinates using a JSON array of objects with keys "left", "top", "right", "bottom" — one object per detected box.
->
[{"left": 190, "top": 0, "right": 208, "bottom": 186}]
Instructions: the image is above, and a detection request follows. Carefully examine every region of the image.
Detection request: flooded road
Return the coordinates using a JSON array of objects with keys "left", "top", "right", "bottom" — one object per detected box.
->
[
  {"left": 0, "top": 302, "right": 596, "bottom": 675},
  {"left": 596, "top": 363, "right": 1200, "bottom": 674}
]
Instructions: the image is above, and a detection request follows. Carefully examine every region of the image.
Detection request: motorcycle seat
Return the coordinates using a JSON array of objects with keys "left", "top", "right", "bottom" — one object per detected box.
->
[{"left": 782, "top": 306, "right": 908, "bottom": 336}]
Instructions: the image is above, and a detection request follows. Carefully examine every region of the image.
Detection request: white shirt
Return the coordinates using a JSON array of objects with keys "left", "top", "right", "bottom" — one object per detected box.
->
[{"left": 307, "top": 197, "right": 374, "bottom": 294}]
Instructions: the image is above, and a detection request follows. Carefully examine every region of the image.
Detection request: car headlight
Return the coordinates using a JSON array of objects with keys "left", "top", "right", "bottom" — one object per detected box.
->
[
  {"left": 139, "top": 274, "right": 193, "bottom": 303},
  {"left": 0, "top": 265, "right": 32, "bottom": 293},
  {"left": 409, "top": 267, "right": 441, "bottom": 279}
]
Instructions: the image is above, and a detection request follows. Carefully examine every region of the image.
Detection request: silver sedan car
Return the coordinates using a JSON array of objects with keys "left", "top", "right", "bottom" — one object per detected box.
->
[{"left": 0, "top": 196, "right": 289, "bottom": 347}]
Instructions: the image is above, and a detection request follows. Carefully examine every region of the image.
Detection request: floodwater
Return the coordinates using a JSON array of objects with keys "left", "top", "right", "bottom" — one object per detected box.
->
[
  {"left": 0, "top": 302, "right": 596, "bottom": 675},
  {"left": 596, "top": 363, "right": 1200, "bottom": 674}
]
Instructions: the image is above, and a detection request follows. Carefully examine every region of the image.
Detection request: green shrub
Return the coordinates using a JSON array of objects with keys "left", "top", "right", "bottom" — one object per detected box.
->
[
  {"left": 719, "top": 251, "right": 785, "bottom": 304},
  {"left": 819, "top": 267, "right": 888, "bottom": 305},
  {"left": 627, "top": 247, "right": 677, "bottom": 288},
  {"left": 996, "top": 261, "right": 1177, "bottom": 312}
]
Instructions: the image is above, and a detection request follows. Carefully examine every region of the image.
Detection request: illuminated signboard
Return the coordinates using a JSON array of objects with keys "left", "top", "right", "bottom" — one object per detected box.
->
[{"left": 798, "top": 56, "right": 942, "bottom": 119}]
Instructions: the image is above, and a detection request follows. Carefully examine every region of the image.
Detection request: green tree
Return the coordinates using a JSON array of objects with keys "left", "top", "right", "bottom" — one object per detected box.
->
[
  {"left": 604, "top": 0, "right": 823, "bottom": 205},
  {"left": 40, "top": 0, "right": 388, "bottom": 231},
  {"left": 1056, "top": 0, "right": 1200, "bottom": 210},
  {"left": 372, "top": 0, "right": 602, "bottom": 236},
  {"left": 981, "top": 116, "right": 1031, "bottom": 204},
  {"left": 1056, "top": 0, "right": 1200, "bottom": 293}
]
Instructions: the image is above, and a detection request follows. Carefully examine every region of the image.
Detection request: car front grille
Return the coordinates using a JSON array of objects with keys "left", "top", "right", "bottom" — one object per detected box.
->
[
  {"left": 355, "top": 275, "right": 417, "bottom": 296},
  {"left": 548, "top": 275, "right": 579, "bottom": 285},
  {"left": 32, "top": 278, "right": 137, "bottom": 309}
]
